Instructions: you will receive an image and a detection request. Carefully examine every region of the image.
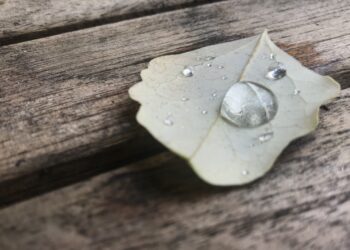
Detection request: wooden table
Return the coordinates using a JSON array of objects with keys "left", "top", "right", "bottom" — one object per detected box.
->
[{"left": 0, "top": 0, "right": 349, "bottom": 249}]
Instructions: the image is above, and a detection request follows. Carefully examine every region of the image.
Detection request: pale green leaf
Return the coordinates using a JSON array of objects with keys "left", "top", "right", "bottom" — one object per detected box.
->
[{"left": 129, "top": 31, "right": 340, "bottom": 186}]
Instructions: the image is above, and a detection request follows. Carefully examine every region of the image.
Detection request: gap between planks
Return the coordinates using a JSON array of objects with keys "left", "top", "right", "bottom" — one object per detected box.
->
[
  {"left": 0, "top": 0, "right": 349, "bottom": 206},
  {"left": 0, "top": 90, "right": 349, "bottom": 249}
]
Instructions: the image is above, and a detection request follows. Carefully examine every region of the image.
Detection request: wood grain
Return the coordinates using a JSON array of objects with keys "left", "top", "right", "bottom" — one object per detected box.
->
[
  {"left": 0, "top": 89, "right": 349, "bottom": 250},
  {"left": 0, "top": 0, "right": 219, "bottom": 45},
  {"left": 0, "top": 0, "right": 350, "bottom": 204}
]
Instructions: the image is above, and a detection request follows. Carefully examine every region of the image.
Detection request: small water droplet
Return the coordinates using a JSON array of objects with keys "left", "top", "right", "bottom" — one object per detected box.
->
[
  {"left": 270, "top": 53, "right": 276, "bottom": 60},
  {"left": 258, "top": 132, "right": 274, "bottom": 143},
  {"left": 212, "top": 92, "right": 217, "bottom": 97},
  {"left": 205, "top": 56, "right": 215, "bottom": 61},
  {"left": 221, "top": 76, "right": 228, "bottom": 80},
  {"left": 242, "top": 170, "right": 249, "bottom": 176},
  {"left": 207, "top": 63, "right": 212, "bottom": 67},
  {"left": 181, "top": 97, "right": 189, "bottom": 102},
  {"left": 266, "top": 62, "right": 286, "bottom": 80},
  {"left": 182, "top": 67, "right": 193, "bottom": 77},
  {"left": 217, "top": 65, "right": 224, "bottom": 69},
  {"left": 163, "top": 118, "right": 174, "bottom": 126},
  {"left": 294, "top": 89, "right": 301, "bottom": 95},
  {"left": 201, "top": 110, "right": 208, "bottom": 115},
  {"left": 221, "top": 81, "right": 278, "bottom": 128}
]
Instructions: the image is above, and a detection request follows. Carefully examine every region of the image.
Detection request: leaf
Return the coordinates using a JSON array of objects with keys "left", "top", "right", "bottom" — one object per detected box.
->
[{"left": 129, "top": 31, "right": 340, "bottom": 186}]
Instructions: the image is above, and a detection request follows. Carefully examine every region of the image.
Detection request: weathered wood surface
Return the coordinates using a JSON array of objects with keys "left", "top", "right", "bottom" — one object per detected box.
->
[
  {"left": 0, "top": 0, "right": 350, "bottom": 205},
  {"left": 0, "top": 0, "right": 217, "bottom": 45},
  {"left": 0, "top": 89, "right": 349, "bottom": 249}
]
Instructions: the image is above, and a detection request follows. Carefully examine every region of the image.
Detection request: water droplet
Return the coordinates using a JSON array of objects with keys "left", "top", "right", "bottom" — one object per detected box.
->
[
  {"left": 181, "top": 97, "right": 189, "bottom": 102},
  {"left": 266, "top": 62, "right": 286, "bottom": 80},
  {"left": 163, "top": 118, "right": 174, "bottom": 126},
  {"left": 294, "top": 89, "right": 301, "bottom": 95},
  {"left": 221, "top": 76, "right": 228, "bottom": 80},
  {"left": 270, "top": 53, "right": 276, "bottom": 60},
  {"left": 242, "top": 170, "right": 249, "bottom": 176},
  {"left": 207, "top": 63, "right": 212, "bottom": 67},
  {"left": 217, "top": 65, "right": 224, "bottom": 69},
  {"left": 205, "top": 56, "right": 215, "bottom": 61},
  {"left": 258, "top": 132, "right": 274, "bottom": 143},
  {"left": 182, "top": 67, "right": 193, "bottom": 77},
  {"left": 220, "top": 81, "right": 278, "bottom": 128},
  {"left": 201, "top": 110, "right": 208, "bottom": 115},
  {"left": 212, "top": 92, "right": 217, "bottom": 97}
]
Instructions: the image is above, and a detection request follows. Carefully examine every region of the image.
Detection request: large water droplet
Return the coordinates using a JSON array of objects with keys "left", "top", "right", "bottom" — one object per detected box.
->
[
  {"left": 182, "top": 67, "right": 193, "bottom": 77},
  {"left": 220, "top": 81, "right": 278, "bottom": 128},
  {"left": 266, "top": 62, "right": 286, "bottom": 80}
]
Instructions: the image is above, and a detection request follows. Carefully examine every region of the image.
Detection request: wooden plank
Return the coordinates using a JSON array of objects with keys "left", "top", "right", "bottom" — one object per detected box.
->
[
  {"left": 0, "top": 89, "right": 349, "bottom": 249},
  {"left": 0, "top": 0, "right": 217, "bottom": 45},
  {"left": 1, "top": 0, "right": 350, "bottom": 205}
]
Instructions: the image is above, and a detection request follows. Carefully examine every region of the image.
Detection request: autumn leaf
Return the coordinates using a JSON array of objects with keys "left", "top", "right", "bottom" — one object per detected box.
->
[{"left": 129, "top": 31, "right": 340, "bottom": 186}]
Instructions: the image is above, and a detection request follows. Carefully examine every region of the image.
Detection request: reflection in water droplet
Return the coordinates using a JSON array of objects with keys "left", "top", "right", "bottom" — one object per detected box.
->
[
  {"left": 258, "top": 132, "right": 274, "bottom": 143},
  {"left": 222, "top": 76, "right": 228, "bottom": 80},
  {"left": 182, "top": 67, "right": 193, "bottom": 77},
  {"left": 201, "top": 110, "right": 208, "bottom": 115},
  {"left": 242, "top": 170, "right": 249, "bottom": 176},
  {"left": 207, "top": 63, "right": 212, "bottom": 67},
  {"left": 163, "top": 118, "right": 174, "bottom": 126},
  {"left": 266, "top": 62, "right": 286, "bottom": 80},
  {"left": 294, "top": 89, "right": 301, "bottom": 95},
  {"left": 181, "top": 97, "right": 189, "bottom": 102},
  {"left": 221, "top": 81, "right": 278, "bottom": 128}
]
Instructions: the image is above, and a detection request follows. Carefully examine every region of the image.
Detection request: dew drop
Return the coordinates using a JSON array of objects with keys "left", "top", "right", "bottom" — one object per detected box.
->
[
  {"left": 207, "top": 63, "right": 212, "bottom": 67},
  {"left": 217, "top": 65, "right": 224, "bottom": 69},
  {"left": 220, "top": 81, "right": 278, "bottom": 128},
  {"left": 181, "top": 97, "right": 189, "bottom": 102},
  {"left": 270, "top": 53, "right": 276, "bottom": 60},
  {"left": 205, "top": 56, "right": 215, "bottom": 61},
  {"left": 294, "top": 89, "right": 301, "bottom": 95},
  {"left": 212, "top": 92, "right": 217, "bottom": 97},
  {"left": 201, "top": 110, "right": 208, "bottom": 115},
  {"left": 242, "top": 170, "right": 249, "bottom": 176},
  {"left": 182, "top": 67, "right": 193, "bottom": 77},
  {"left": 258, "top": 132, "right": 274, "bottom": 143},
  {"left": 221, "top": 76, "right": 228, "bottom": 80},
  {"left": 266, "top": 62, "right": 286, "bottom": 80},
  {"left": 163, "top": 118, "right": 174, "bottom": 126}
]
